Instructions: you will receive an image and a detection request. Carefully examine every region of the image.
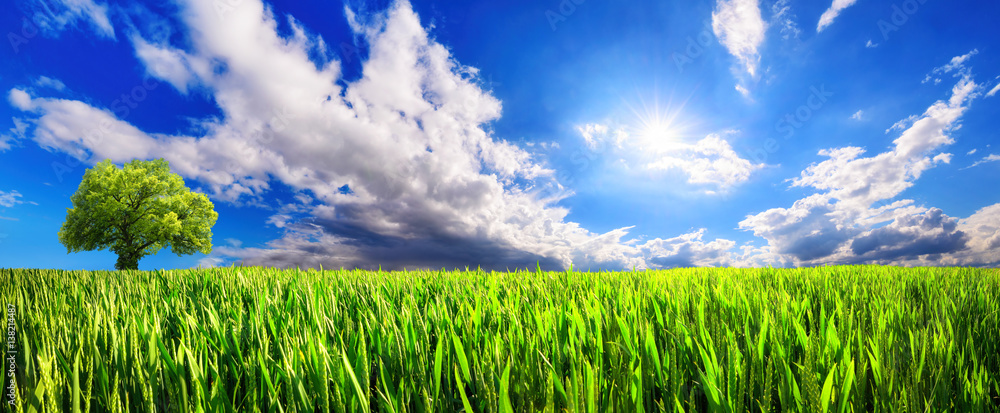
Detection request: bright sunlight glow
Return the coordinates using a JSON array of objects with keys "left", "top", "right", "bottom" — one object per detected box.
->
[{"left": 628, "top": 95, "right": 695, "bottom": 154}]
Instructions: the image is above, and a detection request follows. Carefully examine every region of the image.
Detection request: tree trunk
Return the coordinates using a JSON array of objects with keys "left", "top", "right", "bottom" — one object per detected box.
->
[{"left": 115, "top": 251, "right": 140, "bottom": 271}]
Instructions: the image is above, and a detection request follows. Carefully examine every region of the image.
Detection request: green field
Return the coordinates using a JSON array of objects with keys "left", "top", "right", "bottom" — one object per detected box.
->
[{"left": 3, "top": 266, "right": 999, "bottom": 412}]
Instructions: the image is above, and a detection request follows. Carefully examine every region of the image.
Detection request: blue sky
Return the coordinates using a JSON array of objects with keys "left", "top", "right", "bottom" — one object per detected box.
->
[{"left": 1, "top": 0, "right": 999, "bottom": 271}]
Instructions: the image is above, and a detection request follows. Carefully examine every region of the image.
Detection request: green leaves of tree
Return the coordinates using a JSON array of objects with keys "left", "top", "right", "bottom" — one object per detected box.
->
[{"left": 58, "top": 158, "right": 218, "bottom": 270}]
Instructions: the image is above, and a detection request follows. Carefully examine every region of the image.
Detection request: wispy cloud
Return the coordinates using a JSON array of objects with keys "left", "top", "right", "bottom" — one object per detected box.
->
[
  {"left": 22, "top": 0, "right": 115, "bottom": 39},
  {"left": 963, "top": 154, "right": 1000, "bottom": 169},
  {"left": 0, "top": 118, "right": 28, "bottom": 152},
  {"left": 817, "top": 0, "right": 860, "bottom": 32},
  {"left": 850, "top": 110, "right": 864, "bottom": 120},
  {"left": 924, "top": 49, "right": 979, "bottom": 84},
  {"left": 770, "top": 0, "right": 800, "bottom": 40},
  {"left": 988, "top": 82, "right": 1000, "bottom": 97},
  {"left": 712, "top": 0, "right": 766, "bottom": 77},
  {"left": 0, "top": 190, "right": 23, "bottom": 208}
]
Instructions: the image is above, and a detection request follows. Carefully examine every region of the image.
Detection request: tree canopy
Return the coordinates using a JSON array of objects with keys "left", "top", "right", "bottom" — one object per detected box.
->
[{"left": 59, "top": 158, "right": 218, "bottom": 270}]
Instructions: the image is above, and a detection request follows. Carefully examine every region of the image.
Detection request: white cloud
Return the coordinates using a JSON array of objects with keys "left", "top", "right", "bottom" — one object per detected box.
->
[
  {"left": 850, "top": 110, "right": 863, "bottom": 120},
  {"left": 11, "top": 0, "right": 749, "bottom": 271},
  {"left": 770, "top": 0, "right": 800, "bottom": 40},
  {"left": 987, "top": 83, "right": 1000, "bottom": 97},
  {"left": 967, "top": 148, "right": 977, "bottom": 155},
  {"left": 0, "top": 190, "right": 23, "bottom": 208},
  {"left": 951, "top": 204, "right": 1000, "bottom": 266},
  {"left": 8, "top": 89, "right": 34, "bottom": 111},
  {"left": 0, "top": 118, "right": 29, "bottom": 152},
  {"left": 712, "top": 0, "right": 766, "bottom": 77},
  {"left": 645, "top": 134, "right": 765, "bottom": 191},
  {"left": 964, "top": 154, "right": 1000, "bottom": 169},
  {"left": 735, "top": 84, "right": 751, "bottom": 97},
  {"left": 25, "top": 0, "right": 115, "bottom": 39},
  {"left": 817, "top": 0, "right": 860, "bottom": 32},
  {"left": 740, "top": 52, "right": 985, "bottom": 265},
  {"left": 575, "top": 126, "right": 762, "bottom": 191},
  {"left": 0, "top": 135, "right": 14, "bottom": 153},
  {"left": 577, "top": 123, "right": 610, "bottom": 150},
  {"left": 130, "top": 36, "right": 198, "bottom": 94},
  {"left": 8, "top": 93, "right": 161, "bottom": 165},
  {"left": 636, "top": 229, "right": 739, "bottom": 268},
  {"left": 195, "top": 256, "right": 226, "bottom": 268},
  {"left": 35, "top": 76, "right": 66, "bottom": 91},
  {"left": 866, "top": 39, "right": 878, "bottom": 48},
  {"left": 924, "top": 49, "right": 979, "bottom": 84}
]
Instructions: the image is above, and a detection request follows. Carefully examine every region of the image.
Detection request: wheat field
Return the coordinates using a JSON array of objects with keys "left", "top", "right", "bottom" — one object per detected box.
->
[{"left": 2, "top": 265, "right": 999, "bottom": 412}]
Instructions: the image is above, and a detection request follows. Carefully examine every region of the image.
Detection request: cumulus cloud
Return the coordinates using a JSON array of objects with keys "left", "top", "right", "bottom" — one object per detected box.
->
[
  {"left": 9, "top": 0, "right": 750, "bottom": 271},
  {"left": 712, "top": 0, "right": 766, "bottom": 77},
  {"left": 638, "top": 229, "right": 738, "bottom": 268},
  {"left": 8, "top": 89, "right": 34, "bottom": 111},
  {"left": 849, "top": 208, "right": 967, "bottom": 263},
  {"left": 22, "top": 0, "right": 115, "bottom": 39},
  {"left": 645, "top": 134, "right": 764, "bottom": 191},
  {"left": 740, "top": 51, "right": 989, "bottom": 266},
  {"left": 575, "top": 125, "right": 762, "bottom": 192},
  {"left": 950, "top": 204, "right": 1000, "bottom": 266},
  {"left": 850, "top": 110, "right": 863, "bottom": 120},
  {"left": 130, "top": 36, "right": 198, "bottom": 94},
  {"left": 817, "top": 0, "right": 859, "bottom": 32}
]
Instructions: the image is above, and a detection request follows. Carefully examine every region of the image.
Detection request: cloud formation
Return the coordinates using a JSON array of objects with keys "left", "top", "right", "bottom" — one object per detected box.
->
[
  {"left": 8, "top": 2, "right": 998, "bottom": 270},
  {"left": 817, "top": 0, "right": 860, "bottom": 32},
  {"left": 740, "top": 51, "right": 994, "bottom": 266},
  {"left": 644, "top": 133, "right": 764, "bottom": 191},
  {"left": 964, "top": 154, "right": 1000, "bottom": 169},
  {"left": 712, "top": 0, "right": 766, "bottom": 77},
  {"left": 0, "top": 190, "right": 23, "bottom": 208},
  {"left": 576, "top": 125, "right": 763, "bottom": 192},
  {"left": 988, "top": 82, "right": 1000, "bottom": 97},
  {"left": 770, "top": 0, "right": 800, "bottom": 40},
  {"left": 21, "top": 0, "right": 115, "bottom": 38},
  {"left": 10, "top": 0, "right": 750, "bottom": 271}
]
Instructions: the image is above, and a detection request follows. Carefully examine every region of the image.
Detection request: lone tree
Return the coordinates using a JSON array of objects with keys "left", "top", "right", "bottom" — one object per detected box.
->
[{"left": 59, "top": 159, "right": 218, "bottom": 270}]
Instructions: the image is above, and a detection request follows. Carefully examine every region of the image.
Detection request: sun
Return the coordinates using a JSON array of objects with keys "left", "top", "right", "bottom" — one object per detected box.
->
[
  {"left": 631, "top": 100, "right": 691, "bottom": 153},
  {"left": 639, "top": 116, "right": 678, "bottom": 148}
]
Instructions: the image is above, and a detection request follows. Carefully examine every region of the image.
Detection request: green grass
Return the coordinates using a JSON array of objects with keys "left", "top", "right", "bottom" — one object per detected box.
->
[{"left": 3, "top": 265, "right": 999, "bottom": 412}]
